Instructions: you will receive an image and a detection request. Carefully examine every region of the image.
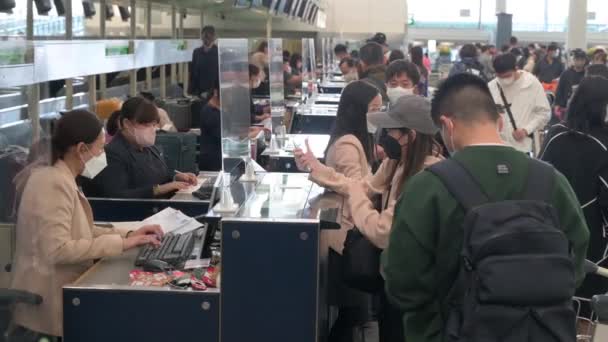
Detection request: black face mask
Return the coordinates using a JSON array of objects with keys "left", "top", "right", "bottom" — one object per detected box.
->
[{"left": 379, "top": 132, "right": 402, "bottom": 161}]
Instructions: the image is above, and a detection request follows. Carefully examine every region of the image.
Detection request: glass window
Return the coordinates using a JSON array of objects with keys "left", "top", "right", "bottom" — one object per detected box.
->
[
  {"left": 409, "top": 0, "right": 481, "bottom": 29},
  {"left": 588, "top": 0, "right": 608, "bottom": 32}
]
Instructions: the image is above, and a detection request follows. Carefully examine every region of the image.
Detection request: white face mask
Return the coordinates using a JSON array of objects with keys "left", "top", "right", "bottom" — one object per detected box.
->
[
  {"left": 387, "top": 87, "right": 414, "bottom": 105},
  {"left": 132, "top": 125, "right": 157, "bottom": 147},
  {"left": 81, "top": 147, "right": 107, "bottom": 179},
  {"left": 498, "top": 76, "right": 516, "bottom": 87},
  {"left": 367, "top": 119, "right": 377, "bottom": 134}
]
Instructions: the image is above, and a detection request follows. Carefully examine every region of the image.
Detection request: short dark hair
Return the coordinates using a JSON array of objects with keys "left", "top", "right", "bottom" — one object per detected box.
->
[
  {"left": 388, "top": 49, "right": 406, "bottom": 64},
  {"left": 283, "top": 50, "right": 291, "bottom": 63},
  {"left": 120, "top": 97, "right": 160, "bottom": 126},
  {"left": 334, "top": 44, "right": 348, "bottom": 55},
  {"left": 501, "top": 44, "right": 510, "bottom": 53},
  {"left": 52, "top": 110, "right": 103, "bottom": 163},
  {"left": 586, "top": 64, "right": 608, "bottom": 79},
  {"left": 339, "top": 57, "right": 355, "bottom": 68},
  {"left": 528, "top": 43, "right": 536, "bottom": 49},
  {"left": 386, "top": 60, "right": 421, "bottom": 85},
  {"left": 493, "top": 53, "right": 517, "bottom": 74},
  {"left": 566, "top": 76, "right": 608, "bottom": 132},
  {"left": 431, "top": 73, "right": 499, "bottom": 126},
  {"left": 548, "top": 43, "right": 559, "bottom": 52},
  {"left": 360, "top": 42, "right": 384, "bottom": 66},
  {"left": 459, "top": 44, "right": 478, "bottom": 59},
  {"left": 510, "top": 36, "right": 518, "bottom": 45},
  {"left": 202, "top": 26, "right": 215, "bottom": 35},
  {"left": 257, "top": 41, "right": 268, "bottom": 53}
]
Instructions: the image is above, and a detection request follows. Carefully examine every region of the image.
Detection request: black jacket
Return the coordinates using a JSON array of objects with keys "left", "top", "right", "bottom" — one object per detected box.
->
[
  {"left": 555, "top": 68, "right": 585, "bottom": 108},
  {"left": 199, "top": 104, "right": 222, "bottom": 172},
  {"left": 84, "top": 132, "right": 172, "bottom": 198},
  {"left": 190, "top": 45, "right": 219, "bottom": 96},
  {"left": 541, "top": 124, "right": 608, "bottom": 299}
]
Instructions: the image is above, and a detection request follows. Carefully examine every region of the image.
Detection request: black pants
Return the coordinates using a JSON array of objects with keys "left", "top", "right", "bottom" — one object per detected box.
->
[
  {"left": 378, "top": 291, "right": 405, "bottom": 342},
  {"left": 329, "top": 306, "right": 379, "bottom": 342}
]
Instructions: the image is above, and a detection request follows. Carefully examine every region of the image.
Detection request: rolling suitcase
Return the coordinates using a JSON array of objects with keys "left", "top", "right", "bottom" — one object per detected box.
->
[
  {"left": 161, "top": 98, "right": 192, "bottom": 131},
  {"left": 155, "top": 132, "right": 198, "bottom": 174}
]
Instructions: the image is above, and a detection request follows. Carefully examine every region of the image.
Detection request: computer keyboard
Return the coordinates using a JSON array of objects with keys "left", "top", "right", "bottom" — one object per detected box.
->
[
  {"left": 135, "top": 225, "right": 208, "bottom": 268},
  {"left": 193, "top": 176, "right": 218, "bottom": 201}
]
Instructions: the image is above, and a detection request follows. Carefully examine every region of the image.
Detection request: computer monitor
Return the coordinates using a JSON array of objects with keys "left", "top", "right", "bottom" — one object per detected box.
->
[
  {"left": 53, "top": 0, "right": 65, "bottom": 15},
  {"left": 289, "top": 0, "right": 301, "bottom": 17},
  {"left": 281, "top": 0, "right": 294, "bottom": 16},
  {"left": 297, "top": 0, "right": 308, "bottom": 19},
  {"left": 234, "top": 0, "right": 252, "bottom": 9},
  {"left": 34, "top": 0, "right": 52, "bottom": 15},
  {"left": 307, "top": 5, "right": 317, "bottom": 23},
  {"left": 252, "top": 0, "right": 273, "bottom": 8},
  {"left": 311, "top": 6, "right": 319, "bottom": 24},
  {"left": 302, "top": 2, "right": 313, "bottom": 22}
]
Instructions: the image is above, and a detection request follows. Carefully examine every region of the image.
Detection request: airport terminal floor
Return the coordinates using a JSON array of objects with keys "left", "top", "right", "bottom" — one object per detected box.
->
[{"left": 1, "top": 0, "right": 608, "bottom": 341}]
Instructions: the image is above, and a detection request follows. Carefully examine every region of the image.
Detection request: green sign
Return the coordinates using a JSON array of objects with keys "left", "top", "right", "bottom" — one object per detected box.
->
[
  {"left": 0, "top": 44, "right": 34, "bottom": 66},
  {"left": 105, "top": 43, "right": 132, "bottom": 57},
  {"left": 172, "top": 40, "right": 188, "bottom": 51}
]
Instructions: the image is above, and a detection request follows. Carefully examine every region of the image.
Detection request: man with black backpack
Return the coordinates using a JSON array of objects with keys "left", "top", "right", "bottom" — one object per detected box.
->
[{"left": 383, "top": 73, "right": 589, "bottom": 342}]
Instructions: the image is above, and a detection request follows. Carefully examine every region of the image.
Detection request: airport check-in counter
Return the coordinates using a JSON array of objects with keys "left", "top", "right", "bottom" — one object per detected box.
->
[
  {"left": 87, "top": 171, "right": 221, "bottom": 222},
  {"left": 260, "top": 134, "right": 330, "bottom": 172},
  {"left": 290, "top": 94, "right": 341, "bottom": 135},
  {"left": 64, "top": 172, "right": 342, "bottom": 342}
]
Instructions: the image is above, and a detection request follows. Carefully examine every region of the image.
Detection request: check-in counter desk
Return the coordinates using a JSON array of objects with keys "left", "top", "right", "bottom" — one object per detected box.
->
[
  {"left": 260, "top": 134, "right": 330, "bottom": 172},
  {"left": 64, "top": 172, "right": 342, "bottom": 342},
  {"left": 291, "top": 104, "right": 338, "bottom": 135},
  {"left": 87, "top": 171, "right": 220, "bottom": 222},
  {"left": 319, "top": 81, "right": 346, "bottom": 94}
]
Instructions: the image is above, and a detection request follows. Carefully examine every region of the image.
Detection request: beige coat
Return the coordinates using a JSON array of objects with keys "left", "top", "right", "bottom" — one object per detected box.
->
[
  {"left": 311, "top": 155, "right": 442, "bottom": 249},
  {"left": 319, "top": 135, "right": 371, "bottom": 254},
  {"left": 10, "top": 160, "right": 130, "bottom": 337}
]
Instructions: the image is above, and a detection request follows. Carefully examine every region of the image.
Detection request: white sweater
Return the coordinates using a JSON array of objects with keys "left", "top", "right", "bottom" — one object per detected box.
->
[{"left": 488, "top": 71, "right": 551, "bottom": 153}]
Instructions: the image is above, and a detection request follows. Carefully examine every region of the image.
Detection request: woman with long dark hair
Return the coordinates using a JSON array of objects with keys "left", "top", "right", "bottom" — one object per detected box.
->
[
  {"left": 10, "top": 110, "right": 162, "bottom": 340},
  {"left": 303, "top": 80, "right": 381, "bottom": 342},
  {"left": 296, "top": 95, "right": 442, "bottom": 342},
  {"left": 541, "top": 76, "right": 608, "bottom": 305}
]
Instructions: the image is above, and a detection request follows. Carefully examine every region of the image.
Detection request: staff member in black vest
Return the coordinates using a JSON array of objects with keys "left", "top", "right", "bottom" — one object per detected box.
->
[
  {"left": 86, "top": 97, "right": 197, "bottom": 198},
  {"left": 189, "top": 26, "right": 219, "bottom": 98}
]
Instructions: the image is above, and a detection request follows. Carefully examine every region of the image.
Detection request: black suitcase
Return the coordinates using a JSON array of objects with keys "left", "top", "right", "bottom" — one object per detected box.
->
[
  {"left": 155, "top": 132, "right": 198, "bottom": 174},
  {"left": 161, "top": 98, "right": 192, "bottom": 131}
]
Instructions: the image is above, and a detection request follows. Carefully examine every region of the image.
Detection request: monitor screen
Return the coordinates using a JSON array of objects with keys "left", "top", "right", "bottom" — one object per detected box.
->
[
  {"left": 252, "top": 0, "right": 273, "bottom": 8},
  {"left": 282, "top": 0, "right": 293, "bottom": 15},
  {"left": 234, "top": 0, "right": 252, "bottom": 8},
  {"left": 286, "top": 0, "right": 298, "bottom": 16},
  {"left": 297, "top": 0, "right": 308, "bottom": 18},
  {"left": 307, "top": 5, "right": 317, "bottom": 23}
]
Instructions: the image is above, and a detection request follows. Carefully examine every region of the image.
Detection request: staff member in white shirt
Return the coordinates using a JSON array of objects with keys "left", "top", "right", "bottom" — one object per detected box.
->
[{"left": 487, "top": 53, "right": 551, "bottom": 153}]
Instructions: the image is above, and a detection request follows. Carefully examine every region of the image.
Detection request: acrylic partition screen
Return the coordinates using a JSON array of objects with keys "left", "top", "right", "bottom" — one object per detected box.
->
[
  {"left": 301, "top": 38, "right": 316, "bottom": 100},
  {"left": 321, "top": 37, "right": 336, "bottom": 81},
  {"left": 217, "top": 39, "right": 252, "bottom": 172},
  {"left": 268, "top": 38, "right": 285, "bottom": 134}
]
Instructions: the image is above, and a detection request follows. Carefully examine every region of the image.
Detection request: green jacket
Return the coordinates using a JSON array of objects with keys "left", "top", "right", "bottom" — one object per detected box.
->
[{"left": 382, "top": 146, "right": 590, "bottom": 342}]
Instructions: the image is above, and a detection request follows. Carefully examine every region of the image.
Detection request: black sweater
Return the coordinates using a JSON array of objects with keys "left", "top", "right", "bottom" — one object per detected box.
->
[
  {"left": 554, "top": 68, "right": 585, "bottom": 108},
  {"left": 84, "top": 132, "right": 172, "bottom": 198}
]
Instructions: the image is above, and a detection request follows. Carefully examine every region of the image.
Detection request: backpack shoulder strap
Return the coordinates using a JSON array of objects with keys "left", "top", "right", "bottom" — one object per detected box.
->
[
  {"left": 522, "top": 159, "right": 555, "bottom": 203},
  {"left": 427, "top": 159, "right": 489, "bottom": 211}
]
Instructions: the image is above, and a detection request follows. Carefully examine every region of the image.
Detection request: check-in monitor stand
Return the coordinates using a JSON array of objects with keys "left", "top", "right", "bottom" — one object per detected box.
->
[
  {"left": 214, "top": 39, "right": 252, "bottom": 213},
  {"left": 268, "top": 38, "right": 287, "bottom": 149}
]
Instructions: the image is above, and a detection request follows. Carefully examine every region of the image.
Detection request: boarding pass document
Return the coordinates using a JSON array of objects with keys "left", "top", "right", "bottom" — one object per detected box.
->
[
  {"left": 141, "top": 207, "right": 202, "bottom": 234},
  {"left": 176, "top": 177, "right": 208, "bottom": 194}
]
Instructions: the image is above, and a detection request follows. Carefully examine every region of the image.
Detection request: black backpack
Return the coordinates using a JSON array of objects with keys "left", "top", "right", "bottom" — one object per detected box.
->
[{"left": 428, "top": 158, "right": 577, "bottom": 342}]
